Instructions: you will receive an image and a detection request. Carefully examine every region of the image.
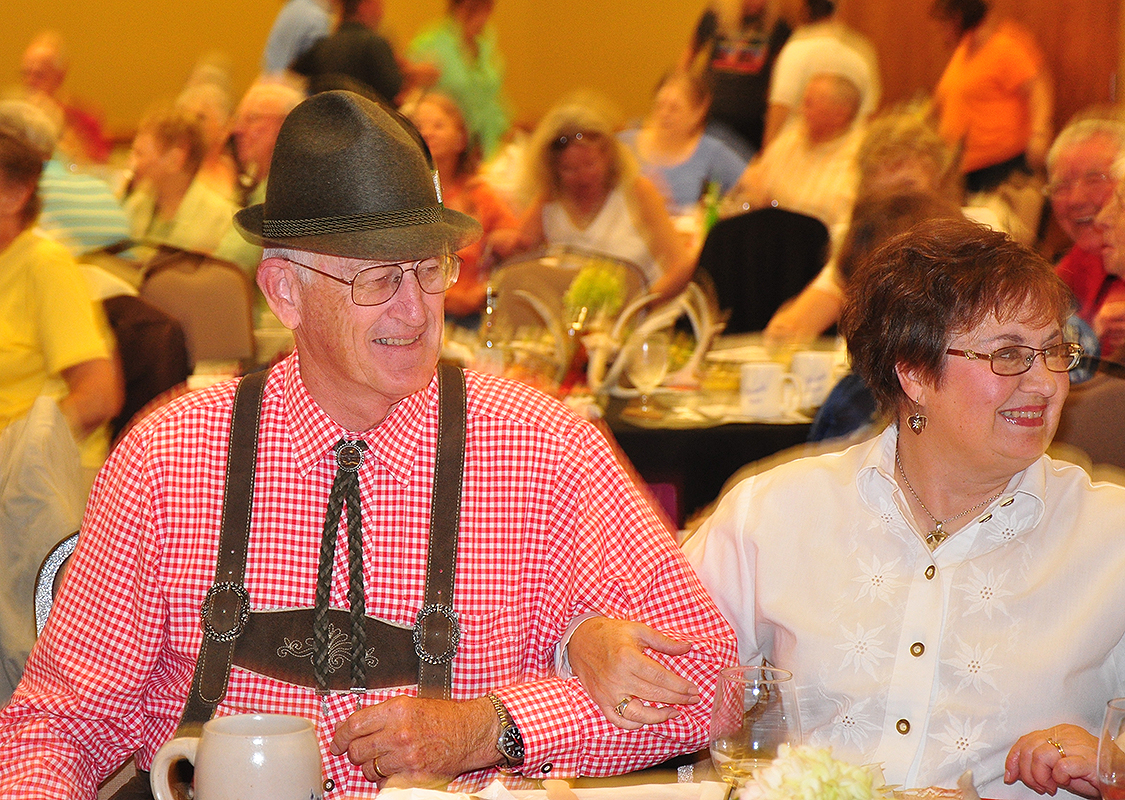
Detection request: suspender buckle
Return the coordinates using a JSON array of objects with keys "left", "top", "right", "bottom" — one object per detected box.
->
[
  {"left": 200, "top": 582, "right": 251, "bottom": 642},
  {"left": 412, "top": 603, "right": 461, "bottom": 665}
]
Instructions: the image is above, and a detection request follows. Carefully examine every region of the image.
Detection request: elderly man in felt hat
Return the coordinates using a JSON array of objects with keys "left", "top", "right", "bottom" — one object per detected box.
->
[{"left": 0, "top": 90, "right": 736, "bottom": 798}]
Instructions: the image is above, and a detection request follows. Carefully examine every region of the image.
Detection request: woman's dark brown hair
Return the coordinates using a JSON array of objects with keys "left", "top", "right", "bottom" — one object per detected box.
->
[
  {"left": 0, "top": 131, "right": 44, "bottom": 228},
  {"left": 841, "top": 216, "right": 1073, "bottom": 417}
]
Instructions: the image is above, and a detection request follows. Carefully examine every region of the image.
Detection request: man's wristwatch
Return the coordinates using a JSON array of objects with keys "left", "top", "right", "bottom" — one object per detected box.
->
[{"left": 487, "top": 692, "right": 525, "bottom": 767}]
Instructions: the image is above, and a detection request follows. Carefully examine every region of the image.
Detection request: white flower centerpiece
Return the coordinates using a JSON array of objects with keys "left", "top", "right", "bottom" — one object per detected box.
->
[{"left": 737, "top": 744, "right": 891, "bottom": 800}]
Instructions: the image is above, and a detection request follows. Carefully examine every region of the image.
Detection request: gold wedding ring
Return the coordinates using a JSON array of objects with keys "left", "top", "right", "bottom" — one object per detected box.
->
[
  {"left": 1046, "top": 737, "right": 1066, "bottom": 758},
  {"left": 614, "top": 695, "right": 634, "bottom": 717},
  {"left": 373, "top": 756, "right": 388, "bottom": 779}
]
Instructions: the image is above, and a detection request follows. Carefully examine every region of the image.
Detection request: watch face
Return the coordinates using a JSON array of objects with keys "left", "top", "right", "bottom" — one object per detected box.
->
[{"left": 499, "top": 725, "right": 525, "bottom": 762}]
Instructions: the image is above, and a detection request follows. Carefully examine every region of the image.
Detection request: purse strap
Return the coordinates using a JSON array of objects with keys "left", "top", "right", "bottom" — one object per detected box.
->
[{"left": 179, "top": 363, "right": 466, "bottom": 727}]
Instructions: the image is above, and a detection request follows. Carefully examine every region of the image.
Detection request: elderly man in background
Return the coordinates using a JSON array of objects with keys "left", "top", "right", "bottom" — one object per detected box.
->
[
  {"left": 0, "top": 90, "right": 735, "bottom": 798},
  {"left": 262, "top": 0, "right": 334, "bottom": 76},
  {"left": 727, "top": 71, "right": 864, "bottom": 232},
  {"left": 0, "top": 111, "right": 121, "bottom": 706},
  {"left": 17, "top": 31, "right": 111, "bottom": 165},
  {"left": 1046, "top": 116, "right": 1125, "bottom": 357},
  {"left": 230, "top": 81, "right": 305, "bottom": 207}
]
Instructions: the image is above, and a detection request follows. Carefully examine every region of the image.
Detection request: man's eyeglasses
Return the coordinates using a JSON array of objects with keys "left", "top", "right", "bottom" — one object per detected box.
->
[
  {"left": 1043, "top": 172, "right": 1113, "bottom": 198},
  {"left": 945, "top": 343, "right": 1084, "bottom": 376},
  {"left": 551, "top": 130, "right": 601, "bottom": 151},
  {"left": 286, "top": 254, "right": 461, "bottom": 306}
]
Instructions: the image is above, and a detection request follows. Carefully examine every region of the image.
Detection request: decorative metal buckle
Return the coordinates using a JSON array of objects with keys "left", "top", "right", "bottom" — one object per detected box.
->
[
  {"left": 335, "top": 440, "right": 365, "bottom": 472},
  {"left": 412, "top": 603, "right": 461, "bottom": 665},
  {"left": 200, "top": 582, "right": 251, "bottom": 642}
]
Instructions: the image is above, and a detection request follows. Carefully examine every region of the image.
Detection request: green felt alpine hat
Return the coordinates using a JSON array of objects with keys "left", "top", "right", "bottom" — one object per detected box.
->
[{"left": 234, "top": 90, "right": 481, "bottom": 260}]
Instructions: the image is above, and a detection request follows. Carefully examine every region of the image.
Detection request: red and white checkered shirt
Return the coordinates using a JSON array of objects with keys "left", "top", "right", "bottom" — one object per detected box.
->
[{"left": 0, "top": 352, "right": 736, "bottom": 798}]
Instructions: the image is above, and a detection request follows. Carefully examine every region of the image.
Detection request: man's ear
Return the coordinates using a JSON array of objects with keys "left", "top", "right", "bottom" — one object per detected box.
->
[
  {"left": 257, "top": 257, "right": 302, "bottom": 330},
  {"left": 0, "top": 179, "right": 33, "bottom": 218}
]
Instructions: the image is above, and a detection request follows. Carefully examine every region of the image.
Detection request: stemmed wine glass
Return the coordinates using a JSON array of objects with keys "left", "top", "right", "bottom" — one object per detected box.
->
[
  {"left": 709, "top": 665, "right": 802, "bottom": 788},
  {"left": 624, "top": 330, "right": 671, "bottom": 417},
  {"left": 1098, "top": 698, "right": 1125, "bottom": 799}
]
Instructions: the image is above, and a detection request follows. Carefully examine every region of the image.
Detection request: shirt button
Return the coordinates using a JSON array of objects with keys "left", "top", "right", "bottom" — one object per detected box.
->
[
  {"left": 925, "top": 565, "right": 936, "bottom": 580},
  {"left": 540, "top": 763, "right": 553, "bottom": 774},
  {"left": 910, "top": 642, "right": 925, "bottom": 657},
  {"left": 896, "top": 719, "right": 911, "bottom": 735},
  {"left": 323, "top": 778, "right": 336, "bottom": 792}
]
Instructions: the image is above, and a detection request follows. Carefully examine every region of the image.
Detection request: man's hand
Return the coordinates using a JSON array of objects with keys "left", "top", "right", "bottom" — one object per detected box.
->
[
  {"left": 330, "top": 695, "right": 500, "bottom": 787},
  {"left": 1004, "top": 724, "right": 1099, "bottom": 797},
  {"left": 568, "top": 617, "right": 700, "bottom": 731}
]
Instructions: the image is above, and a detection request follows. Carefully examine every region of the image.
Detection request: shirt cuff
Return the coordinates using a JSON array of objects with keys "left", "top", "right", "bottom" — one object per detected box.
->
[{"left": 553, "top": 612, "right": 600, "bottom": 678}]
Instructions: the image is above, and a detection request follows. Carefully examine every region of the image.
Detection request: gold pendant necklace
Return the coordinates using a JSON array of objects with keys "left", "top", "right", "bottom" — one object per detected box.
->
[{"left": 895, "top": 447, "right": 1003, "bottom": 549}]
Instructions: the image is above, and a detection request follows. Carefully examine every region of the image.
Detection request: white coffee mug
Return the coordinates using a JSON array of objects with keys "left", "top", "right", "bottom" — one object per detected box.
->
[
  {"left": 789, "top": 350, "right": 838, "bottom": 409},
  {"left": 740, "top": 361, "right": 802, "bottom": 419},
  {"left": 150, "top": 714, "right": 323, "bottom": 800}
]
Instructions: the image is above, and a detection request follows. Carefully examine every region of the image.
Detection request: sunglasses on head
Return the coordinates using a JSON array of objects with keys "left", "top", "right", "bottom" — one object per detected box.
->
[{"left": 551, "top": 130, "right": 601, "bottom": 151}]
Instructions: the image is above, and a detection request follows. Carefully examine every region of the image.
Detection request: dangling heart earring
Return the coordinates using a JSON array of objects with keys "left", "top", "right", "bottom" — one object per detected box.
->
[{"left": 908, "top": 401, "right": 927, "bottom": 435}]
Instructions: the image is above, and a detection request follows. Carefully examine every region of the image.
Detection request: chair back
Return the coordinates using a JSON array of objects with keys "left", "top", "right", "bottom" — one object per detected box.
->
[
  {"left": 139, "top": 247, "right": 256, "bottom": 366},
  {"left": 34, "top": 531, "right": 78, "bottom": 636},
  {"left": 696, "top": 207, "right": 830, "bottom": 334}
]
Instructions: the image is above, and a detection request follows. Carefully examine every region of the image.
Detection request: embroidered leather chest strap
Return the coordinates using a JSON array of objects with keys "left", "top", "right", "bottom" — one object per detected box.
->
[
  {"left": 415, "top": 363, "right": 466, "bottom": 699},
  {"left": 179, "top": 367, "right": 269, "bottom": 726}
]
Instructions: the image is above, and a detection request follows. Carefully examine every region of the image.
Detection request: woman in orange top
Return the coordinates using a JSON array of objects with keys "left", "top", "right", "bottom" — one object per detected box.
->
[
  {"left": 409, "top": 92, "right": 517, "bottom": 327},
  {"left": 930, "top": 0, "right": 1053, "bottom": 193}
]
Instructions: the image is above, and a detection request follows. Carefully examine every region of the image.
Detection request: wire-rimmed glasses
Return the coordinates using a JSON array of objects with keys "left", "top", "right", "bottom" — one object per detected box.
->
[
  {"left": 945, "top": 343, "right": 1084, "bottom": 376},
  {"left": 286, "top": 254, "right": 461, "bottom": 306}
]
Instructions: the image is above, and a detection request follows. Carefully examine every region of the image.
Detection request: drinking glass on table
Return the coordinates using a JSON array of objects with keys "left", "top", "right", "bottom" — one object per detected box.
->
[
  {"left": 709, "top": 665, "right": 801, "bottom": 788},
  {"left": 624, "top": 330, "right": 671, "bottom": 416},
  {"left": 1098, "top": 698, "right": 1125, "bottom": 798}
]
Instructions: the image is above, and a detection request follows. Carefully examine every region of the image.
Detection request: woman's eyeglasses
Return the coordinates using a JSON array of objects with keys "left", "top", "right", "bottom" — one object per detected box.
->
[{"left": 945, "top": 343, "right": 1084, "bottom": 376}]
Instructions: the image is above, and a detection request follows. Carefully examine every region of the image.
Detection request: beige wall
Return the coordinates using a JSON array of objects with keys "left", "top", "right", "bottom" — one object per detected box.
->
[
  {"left": 0, "top": 0, "right": 711, "bottom": 138},
  {"left": 1, "top": 0, "right": 1120, "bottom": 143}
]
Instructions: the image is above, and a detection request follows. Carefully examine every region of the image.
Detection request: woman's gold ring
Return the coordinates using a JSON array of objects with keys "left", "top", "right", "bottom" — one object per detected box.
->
[
  {"left": 373, "top": 756, "right": 388, "bottom": 779},
  {"left": 1046, "top": 737, "right": 1066, "bottom": 758},
  {"left": 613, "top": 695, "right": 634, "bottom": 717}
]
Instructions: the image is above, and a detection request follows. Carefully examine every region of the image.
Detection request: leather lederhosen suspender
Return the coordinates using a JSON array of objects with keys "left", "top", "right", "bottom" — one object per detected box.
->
[{"left": 179, "top": 363, "right": 467, "bottom": 727}]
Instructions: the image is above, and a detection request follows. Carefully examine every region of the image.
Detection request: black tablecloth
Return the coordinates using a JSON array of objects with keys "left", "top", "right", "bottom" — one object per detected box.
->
[{"left": 603, "top": 397, "right": 811, "bottom": 526}]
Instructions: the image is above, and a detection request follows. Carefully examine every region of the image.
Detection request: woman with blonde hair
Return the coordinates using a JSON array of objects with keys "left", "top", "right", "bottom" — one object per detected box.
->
[
  {"left": 502, "top": 94, "right": 694, "bottom": 301},
  {"left": 682, "top": 0, "right": 791, "bottom": 154}
]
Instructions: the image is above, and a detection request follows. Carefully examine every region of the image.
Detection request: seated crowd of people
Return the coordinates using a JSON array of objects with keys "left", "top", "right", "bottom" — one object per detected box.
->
[{"left": 4, "top": 0, "right": 1125, "bottom": 798}]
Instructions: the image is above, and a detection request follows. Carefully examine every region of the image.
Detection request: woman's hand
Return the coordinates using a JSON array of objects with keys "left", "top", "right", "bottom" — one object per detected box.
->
[
  {"left": 1004, "top": 724, "right": 1099, "bottom": 797},
  {"left": 567, "top": 617, "right": 700, "bottom": 730}
]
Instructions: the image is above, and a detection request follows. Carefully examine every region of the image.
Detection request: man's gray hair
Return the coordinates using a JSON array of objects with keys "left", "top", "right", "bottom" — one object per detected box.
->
[
  {"left": 1047, "top": 116, "right": 1125, "bottom": 175},
  {"left": 0, "top": 99, "right": 60, "bottom": 159}
]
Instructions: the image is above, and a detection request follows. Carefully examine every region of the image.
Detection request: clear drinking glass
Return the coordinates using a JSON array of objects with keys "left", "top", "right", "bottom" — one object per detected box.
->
[
  {"left": 624, "top": 330, "right": 671, "bottom": 416},
  {"left": 709, "top": 665, "right": 802, "bottom": 788},
  {"left": 1099, "top": 698, "right": 1125, "bottom": 799}
]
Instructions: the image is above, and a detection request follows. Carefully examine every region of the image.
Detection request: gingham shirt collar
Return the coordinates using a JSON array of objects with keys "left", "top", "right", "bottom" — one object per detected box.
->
[{"left": 282, "top": 350, "right": 435, "bottom": 483}]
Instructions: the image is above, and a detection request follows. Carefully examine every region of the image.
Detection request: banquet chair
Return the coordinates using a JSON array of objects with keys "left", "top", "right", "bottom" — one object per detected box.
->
[
  {"left": 695, "top": 207, "right": 830, "bottom": 334},
  {"left": 33, "top": 531, "right": 78, "bottom": 636},
  {"left": 139, "top": 246, "right": 256, "bottom": 368}
]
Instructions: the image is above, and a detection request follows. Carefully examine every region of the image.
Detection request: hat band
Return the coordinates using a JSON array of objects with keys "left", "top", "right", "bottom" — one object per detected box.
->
[{"left": 262, "top": 206, "right": 444, "bottom": 238}]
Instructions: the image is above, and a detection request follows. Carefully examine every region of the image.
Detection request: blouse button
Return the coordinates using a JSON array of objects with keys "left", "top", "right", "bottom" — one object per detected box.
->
[
  {"left": 910, "top": 642, "right": 925, "bottom": 657},
  {"left": 896, "top": 718, "right": 911, "bottom": 735},
  {"left": 924, "top": 565, "right": 936, "bottom": 580}
]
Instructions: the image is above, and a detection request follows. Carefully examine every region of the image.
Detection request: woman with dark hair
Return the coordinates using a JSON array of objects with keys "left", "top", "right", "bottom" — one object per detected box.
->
[
  {"left": 408, "top": 92, "right": 516, "bottom": 324},
  {"left": 619, "top": 70, "right": 748, "bottom": 213},
  {"left": 565, "top": 218, "right": 1123, "bottom": 798},
  {"left": 682, "top": 0, "right": 791, "bottom": 155},
  {"left": 409, "top": 0, "right": 510, "bottom": 159},
  {"left": 930, "top": 0, "right": 1053, "bottom": 192}
]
